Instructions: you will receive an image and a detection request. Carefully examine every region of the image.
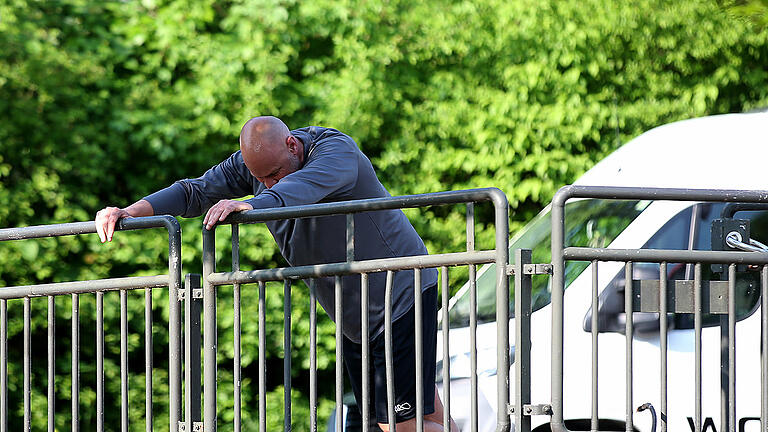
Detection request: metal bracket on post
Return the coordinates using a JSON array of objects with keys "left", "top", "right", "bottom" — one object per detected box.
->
[
  {"left": 506, "top": 264, "right": 553, "bottom": 276},
  {"left": 178, "top": 421, "right": 204, "bottom": 432},
  {"left": 507, "top": 404, "right": 553, "bottom": 416},
  {"left": 178, "top": 287, "right": 203, "bottom": 301}
]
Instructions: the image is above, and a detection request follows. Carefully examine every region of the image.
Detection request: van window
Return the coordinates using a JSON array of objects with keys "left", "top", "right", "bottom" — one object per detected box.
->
[{"left": 448, "top": 199, "right": 650, "bottom": 328}]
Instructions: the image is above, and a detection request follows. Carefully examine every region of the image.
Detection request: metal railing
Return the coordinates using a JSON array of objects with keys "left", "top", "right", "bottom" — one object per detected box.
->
[
  {"left": 546, "top": 186, "right": 768, "bottom": 432},
  {"left": 198, "top": 188, "right": 511, "bottom": 432},
  {"left": 0, "top": 216, "right": 183, "bottom": 432}
]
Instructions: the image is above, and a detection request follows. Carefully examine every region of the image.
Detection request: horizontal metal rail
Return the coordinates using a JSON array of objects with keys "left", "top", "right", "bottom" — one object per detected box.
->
[
  {"left": 563, "top": 247, "right": 768, "bottom": 265},
  {"left": 0, "top": 275, "right": 170, "bottom": 299}
]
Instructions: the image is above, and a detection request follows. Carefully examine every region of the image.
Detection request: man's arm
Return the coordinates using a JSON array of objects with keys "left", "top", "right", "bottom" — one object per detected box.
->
[{"left": 95, "top": 199, "right": 154, "bottom": 243}]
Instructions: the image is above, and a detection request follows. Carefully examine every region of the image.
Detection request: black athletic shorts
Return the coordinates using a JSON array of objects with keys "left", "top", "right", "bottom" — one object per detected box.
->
[{"left": 342, "top": 285, "right": 438, "bottom": 424}]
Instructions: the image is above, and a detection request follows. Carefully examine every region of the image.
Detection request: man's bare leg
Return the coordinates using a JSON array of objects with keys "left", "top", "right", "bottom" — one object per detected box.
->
[{"left": 378, "top": 385, "right": 459, "bottom": 432}]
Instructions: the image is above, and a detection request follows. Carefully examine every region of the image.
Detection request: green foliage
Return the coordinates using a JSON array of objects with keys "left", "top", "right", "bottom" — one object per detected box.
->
[{"left": 1, "top": 0, "right": 767, "bottom": 430}]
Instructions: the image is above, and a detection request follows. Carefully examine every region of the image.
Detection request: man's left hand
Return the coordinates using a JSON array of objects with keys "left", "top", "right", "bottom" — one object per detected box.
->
[{"left": 203, "top": 200, "right": 254, "bottom": 230}]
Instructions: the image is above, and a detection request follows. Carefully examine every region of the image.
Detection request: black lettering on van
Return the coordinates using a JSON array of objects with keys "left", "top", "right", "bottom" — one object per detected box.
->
[{"left": 687, "top": 417, "right": 718, "bottom": 432}]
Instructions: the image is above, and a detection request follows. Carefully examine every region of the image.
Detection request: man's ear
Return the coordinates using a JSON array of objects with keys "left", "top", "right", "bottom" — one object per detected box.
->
[{"left": 286, "top": 135, "right": 300, "bottom": 155}]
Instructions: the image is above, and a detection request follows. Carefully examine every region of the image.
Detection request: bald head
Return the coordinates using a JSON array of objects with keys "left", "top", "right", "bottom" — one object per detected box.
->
[{"left": 239, "top": 116, "right": 304, "bottom": 188}]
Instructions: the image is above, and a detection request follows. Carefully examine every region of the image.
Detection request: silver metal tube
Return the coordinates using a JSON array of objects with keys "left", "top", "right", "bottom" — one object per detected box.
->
[
  {"left": 0, "top": 299, "right": 6, "bottom": 432},
  {"left": 564, "top": 247, "right": 768, "bottom": 266},
  {"left": 441, "top": 267, "right": 451, "bottom": 432},
  {"left": 259, "top": 281, "right": 267, "bottom": 432},
  {"left": 72, "top": 293, "right": 79, "bottom": 432},
  {"left": 550, "top": 191, "right": 567, "bottom": 432},
  {"left": 167, "top": 218, "right": 183, "bottom": 432},
  {"left": 0, "top": 275, "right": 170, "bottom": 299},
  {"left": 695, "top": 263, "right": 702, "bottom": 432},
  {"left": 415, "top": 269, "right": 424, "bottom": 432},
  {"left": 361, "top": 273, "right": 370, "bottom": 432},
  {"left": 347, "top": 213, "right": 355, "bottom": 262},
  {"left": 591, "top": 261, "right": 598, "bottom": 432},
  {"left": 625, "top": 262, "right": 633, "bottom": 432},
  {"left": 208, "top": 251, "right": 497, "bottom": 286},
  {"left": 763, "top": 265, "right": 768, "bottom": 432},
  {"left": 728, "top": 264, "right": 736, "bottom": 432},
  {"left": 97, "top": 292, "right": 104, "bottom": 432},
  {"left": 24, "top": 297, "right": 30, "bottom": 432},
  {"left": 335, "top": 276, "right": 343, "bottom": 432},
  {"left": 515, "top": 250, "right": 532, "bottom": 432},
  {"left": 660, "top": 263, "right": 668, "bottom": 432},
  {"left": 203, "top": 228, "right": 217, "bottom": 432},
  {"left": 48, "top": 296, "right": 55, "bottom": 432},
  {"left": 490, "top": 190, "right": 510, "bottom": 432},
  {"left": 468, "top": 202, "right": 478, "bottom": 432},
  {"left": 284, "top": 280, "right": 292, "bottom": 432},
  {"left": 233, "top": 225, "right": 242, "bottom": 432},
  {"left": 385, "top": 271, "right": 396, "bottom": 432},
  {"left": 310, "top": 280, "right": 318, "bottom": 432},
  {"left": 121, "top": 290, "right": 129, "bottom": 432},
  {"left": 145, "top": 287, "right": 152, "bottom": 432}
]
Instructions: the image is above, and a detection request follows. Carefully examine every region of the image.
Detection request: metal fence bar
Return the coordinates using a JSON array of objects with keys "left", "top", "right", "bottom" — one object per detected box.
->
[
  {"left": 145, "top": 286, "right": 152, "bottom": 432},
  {"left": 440, "top": 267, "right": 450, "bottom": 432},
  {"left": 259, "top": 281, "right": 267, "bottom": 432},
  {"left": 203, "top": 228, "right": 217, "bottom": 432},
  {"left": 185, "top": 274, "right": 203, "bottom": 431},
  {"left": 72, "top": 293, "right": 79, "bottom": 432},
  {"left": 23, "top": 297, "right": 30, "bottom": 432},
  {"left": 564, "top": 247, "right": 768, "bottom": 265},
  {"left": 361, "top": 273, "right": 370, "bottom": 432},
  {"left": 309, "top": 280, "right": 318, "bottom": 432},
  {"left": 591, "top": 261, "right": 598, "bottom": 432},
  {"left": 467, "top": 203, "right": 478, "bottom": 432},
  {"left": 48, "top": 296, "right": 55, "bottom": 432},
  {"left": 415, "top": 269, "right": 424, "bottom": 432},
  {"left": 97, "top": 292, "right": 104, "bottom": 432},
  {"left": 0, "top": 275, "right": 170, "bottom": 300},
  {"left": 232, "top": 225, "right": 242, "bottom": 432},
  {"left": 728, "top": 264, "right": 737, "bottom": 432},
  {"left": 694, "top": 263, "right": 703, "bottom": 432},
  {"left": 624, "top": 262, "right": 633, "bottom": 432},
  {"left": 335, "top": 276, "right": 343, "bottom": 432},
  {"left": 763, "top": 265, "right": 768, "bottom": 431},
  {"left": 284, "top": 279, "right": 292, "bottom": 432},
  {"left": 385, "top": 271, "right": 396, "bottom": 432},
  {"left": 208, "top": 251, "right": 496, "bottom": 287},
  {"left": 0, "top": 303, "right": 6, "bottom": 432},
  {"left": 515, "top": 250, "right": 532, "bottom": 432},
  {"left": 122, "top": 290, "right": 130, "bottom": 432},
  {"left": 659, "top": 262, "right": 668, "bottom": 432}
]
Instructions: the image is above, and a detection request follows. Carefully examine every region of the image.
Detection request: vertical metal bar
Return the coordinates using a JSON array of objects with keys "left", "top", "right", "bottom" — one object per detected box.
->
[
  {"left": 168, "top": 223, "right": 183, "bottom": 432},
  {"left": 72, "top": 293, "right": 79, "bottom": 432},
  {"left": 97, "top": 292, "right": 104, "bottom": 432},
  {"left": 23, "top": 297, "right": 30, "bottom": 432},
  {"left": 721, "top": 314, "right": 728, "bottom": 432},
  {"left": 728, "top": 264, "right": 736, "bottom": 432},
  {"left": 203, "top": 228, "right": 218, "bottom": 432},
  {"left": 347, "top": 214, "right": 355, "bottom": 262},
  {"left": 491, "top": 192, "right": 510, "bottom": 432},
  {"left": 145, "top": 287, "right": 153, "bottom": 432},
  {"left": 591, "top": 261, "right": 599, "bottom": 432},
  {"left": 551, "top": 193, "right": 567, "bottom": 430},
  {"left": 121, "top": 290, "right": 129, "bottom": 432},
  {"left": 385, "top": 271, "right": 396, "bottom": 432},
  {"left": 232, "top": 225, "right": 242, "bottom": 432},
  {"left": 762, "top": 265, "right": 768, "bottom": 432},
  {"left": 660, "top": 263, "right": 668, "bottom": 432},
  {"left": 310, "top": 280, "right": 318, "bottom": 432},
  {"left": 415, "top": 269, "right": 424, "bottom": 432},
  {"left": 284, "top": 280, "right": 292, "bottom": 432},
  {"left": 695, "top": 263, "right": 703, "bottom": 432},
  {"left": 441, "top": 267, "right": 451, "bottom": 432},
  {"left": 335, "top": 276, "right": 344, "bottom": 432},
  {"left": 185, "top": 274, "right": 203, "bottom": 431},
  {"left": 48, "top": 296, "right": 55, "bottom": 432},
  {"left": 0, "top": 301, "right": 5, "bottom": 432},
  {"left": 624, "top": 262, "right": 633, "bottom": 432},
  {"left": 361, "top": 273, "right": 370, "bottom": 432},
  {"left": 467, "top": 203, "right": 478, "bottom": 432},
  {"left": 259, "top": 281, "right": 267, "bottom": 432},
  {"left": 515, "top": 250, "right": 532, "bottom": 432}
]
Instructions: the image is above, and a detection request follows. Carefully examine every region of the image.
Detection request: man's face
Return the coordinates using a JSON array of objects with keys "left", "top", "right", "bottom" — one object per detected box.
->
[{"left": 242, "top": 135, "right": 302, "bottom": 188}]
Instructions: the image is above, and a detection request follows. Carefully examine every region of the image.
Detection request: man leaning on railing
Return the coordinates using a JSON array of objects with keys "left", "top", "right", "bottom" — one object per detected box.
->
[{"left": 94, "top": 115, "right": 459, "bottom": 432}]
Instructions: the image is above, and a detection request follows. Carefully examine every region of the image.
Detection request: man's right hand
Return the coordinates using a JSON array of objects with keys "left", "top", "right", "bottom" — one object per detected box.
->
[{"left": 95, "top": 200, "right": 154, "bottom": 243}]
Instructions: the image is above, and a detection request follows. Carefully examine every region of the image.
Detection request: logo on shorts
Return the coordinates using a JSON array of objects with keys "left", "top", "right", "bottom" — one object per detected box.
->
[{"left": 394, "top": 402, "right": 412, "bottom": 413}]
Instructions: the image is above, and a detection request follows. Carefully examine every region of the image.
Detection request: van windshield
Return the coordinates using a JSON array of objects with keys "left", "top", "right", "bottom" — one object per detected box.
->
[{"left": 448, "top": 199, "right": 651, "bottom": 328}]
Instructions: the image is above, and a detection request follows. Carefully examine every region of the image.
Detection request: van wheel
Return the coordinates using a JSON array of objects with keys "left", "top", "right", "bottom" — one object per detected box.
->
[{"left": 532, "top": 419, "right": 638, "bottom": 432}]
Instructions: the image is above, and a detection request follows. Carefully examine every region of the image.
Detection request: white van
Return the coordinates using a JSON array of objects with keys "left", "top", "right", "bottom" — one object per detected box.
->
[{"left": 439, "top": 110, "right": 768, "bottom": 432}]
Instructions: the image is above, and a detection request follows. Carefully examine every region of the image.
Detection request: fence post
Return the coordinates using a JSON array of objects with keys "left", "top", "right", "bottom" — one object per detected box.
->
[
  {"left": 185, "top": 274, "right": 203, "bottom": 431},
  {"left": 514, "top": 249, "right": 532, "bottom": 432},
  {"left": 203, "top": 228, "right": 217, "bottom": 432}
]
